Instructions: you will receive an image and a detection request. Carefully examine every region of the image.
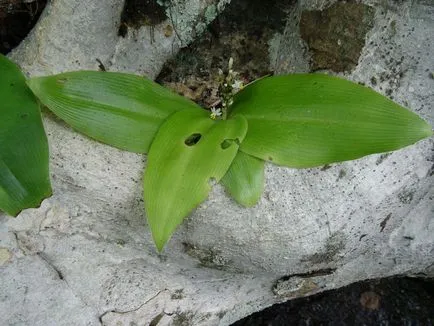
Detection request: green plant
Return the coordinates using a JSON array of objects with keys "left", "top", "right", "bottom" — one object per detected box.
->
[
  {"left": 1, "top": 54, "right": 432, "bottom": 250},
  {"left": 0, "top": 55, "right": 51, "bottom": 216}
]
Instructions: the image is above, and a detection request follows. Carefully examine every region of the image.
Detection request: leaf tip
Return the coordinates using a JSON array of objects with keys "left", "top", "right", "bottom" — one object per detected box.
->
[
  {"left": 243, "top": 199, "right": 260, "bottom": 208},
  {"left": 155, "top": 243, "right": 164, "bottom": 252},
  {"left": 147, "top": 215, "right": 172, "bottom": 252},
  {"left": 231, "top": 193, "right": 261, "bottom": 208},
  {"left": 418, "top": 119, "right": 433, "bottom": 140},
  {"left": 153, "top": 232, "right": 169, "bottom": 252}
]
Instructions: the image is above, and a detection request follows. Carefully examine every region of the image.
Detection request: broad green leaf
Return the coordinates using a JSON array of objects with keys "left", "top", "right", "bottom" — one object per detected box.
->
[
  {"left": 27, "top": 71, "right": 201, "bottom": 153},
  {"left": 230, "top": 74, "right": 433, "bottom": 168},
  {"left": 0, "top": 55, "right": 51, "bottom": 216},
  {"left": 144, "top": 109, "right": 248, "bottom": 251},
  {"left": 220, "top": 151, "right": 264, "bottom": 207}
]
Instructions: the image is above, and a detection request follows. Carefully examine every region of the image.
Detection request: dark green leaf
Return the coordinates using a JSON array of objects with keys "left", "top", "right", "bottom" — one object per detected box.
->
[
  {"left": 27, "top": 71, "right": 201, "bottom": 153},
  {"left": 0, "top": 55, "right": 51, "bottom": 216},
  {"left": 230, "top": 74, "right": 433, "bottom": 168},
  {"left": 220, "top": 151, "right": 264, "bottom": 207},
  {"left": 144, "top": 109, "right": 248, "bottom": 251}
]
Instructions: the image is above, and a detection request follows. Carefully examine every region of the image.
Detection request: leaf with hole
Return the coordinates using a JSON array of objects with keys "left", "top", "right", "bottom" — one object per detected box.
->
[
  {"left": 144, "top": 109, "right": 248, "bottom": 251},
  {"left": 230, "top": 74, "right": 432, "bottom": 168},
  {"left": 0, "top": 54, "right": 51, "bottom": 216},
  {"left": 220, "top": 151, "right": 265, "bottom": 207},
  {"left": 27, "top": 71, "right": 201, "bottom": 153}
]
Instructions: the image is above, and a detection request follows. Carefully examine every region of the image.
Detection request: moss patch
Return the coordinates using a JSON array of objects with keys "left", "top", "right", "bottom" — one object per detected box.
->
[
  {"left": 300, "top": 2, "right": 374, "bottom": 72},
  {"left": 183, "top": 242, "right": 231, "bottom": 270},
  {"left": 118, "top": 0, "right": 167, "bottom": 37},
  {"left": 157, "top": 0, "right": 295, "bottom": 108},
  {"left": 302, "top": 231, "right": 346, "bottom": 265}
]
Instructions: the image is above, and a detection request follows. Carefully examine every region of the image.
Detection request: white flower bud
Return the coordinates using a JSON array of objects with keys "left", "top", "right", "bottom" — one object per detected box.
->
[{"left": 228, "top": 57, "right": 234, "bottom": 70}]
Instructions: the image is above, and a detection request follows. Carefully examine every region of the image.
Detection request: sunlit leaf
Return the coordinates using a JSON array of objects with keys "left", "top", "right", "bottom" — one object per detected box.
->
[
  {"left": 144, "top": 109, "right": 248, "bottom": 251},
  {"left": 0, "top": 55, "right": 51, "bottom": 216},
  {"left": 230, "top": 74, "right": 433, "bottom": 168},
  {"left": 27, "top": 71, "right": 201, "bottom": 153},
  {"left": 220, "top": 151, "right": 264, "bottom": 207}
]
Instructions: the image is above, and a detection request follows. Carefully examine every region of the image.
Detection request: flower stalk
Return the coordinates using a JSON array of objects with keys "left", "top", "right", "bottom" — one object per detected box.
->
[{"left": 211, "top": 57, "right": 244, "bottom": 120}]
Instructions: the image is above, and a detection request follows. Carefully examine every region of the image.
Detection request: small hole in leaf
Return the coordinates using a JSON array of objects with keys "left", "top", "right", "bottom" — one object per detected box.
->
[
  {"left": 185, "top": 133, "right": 202, "bottom": 146},
  {"left": 221, "top": 138, "right": 241, "bottom": 150},
  {"left": 221, "top": 140, "right": 232, "bottom": 149}
]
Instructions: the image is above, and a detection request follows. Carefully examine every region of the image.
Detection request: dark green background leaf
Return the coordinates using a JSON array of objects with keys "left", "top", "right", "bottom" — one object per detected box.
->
[
  {"left": 230, "top": 74, "right": 432, "bottom": 168},
  {"left": 221, "top": 151, "right": 264, "bottom": 207},
  {"left": 27, "top": 71, "right": 201, "bottom": 153},
  {"left": 144, "top": 109, "right": 248, "bottom": 250},
  {"left": 0, "top": 55, "right": 51, "bottom": 216}
]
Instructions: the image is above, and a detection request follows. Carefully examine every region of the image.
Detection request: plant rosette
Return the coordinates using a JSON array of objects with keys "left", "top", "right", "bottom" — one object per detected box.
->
[{"left": 1, "top": 54, "right": 432, "bottom": 251}]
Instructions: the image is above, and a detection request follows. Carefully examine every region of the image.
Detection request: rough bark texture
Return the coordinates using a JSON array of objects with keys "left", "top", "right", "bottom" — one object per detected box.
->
[{"left": 1, "top": 0, "right": 433, "bottom": 325}]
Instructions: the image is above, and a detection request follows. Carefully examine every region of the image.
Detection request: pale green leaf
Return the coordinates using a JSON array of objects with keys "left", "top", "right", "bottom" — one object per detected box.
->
[
  {"left": 220, "top": 151, "right": 264, "bottom": 207},
  {"left": 144, "top": 109, "right": 248, "bottom": 251},
  {"left": 230, "top": 74, "right": 433, "bottom": 168},
  {"left": 27, "top": 71, "right": 201, "bottom": 153},
  {"left": 0, "top": 54, "right": 51, "bottom": 216}
]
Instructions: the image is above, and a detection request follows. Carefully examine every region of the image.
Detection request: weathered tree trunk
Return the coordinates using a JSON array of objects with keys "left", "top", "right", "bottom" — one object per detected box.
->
[{"left": 1, "top": 0, "right": 433, "bottom": 325}]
